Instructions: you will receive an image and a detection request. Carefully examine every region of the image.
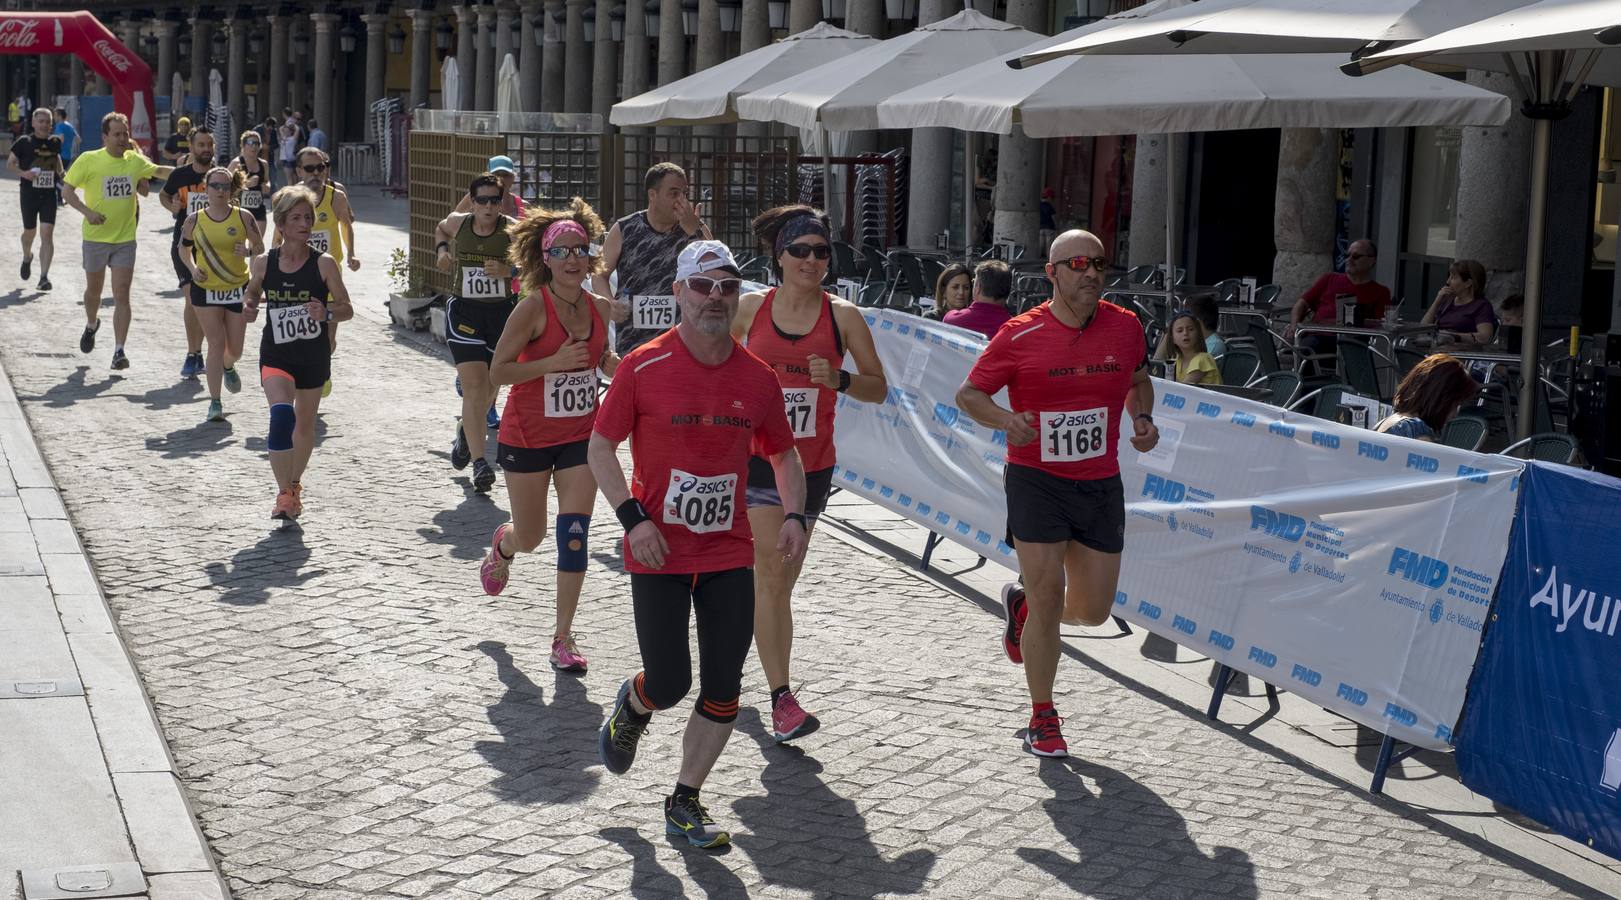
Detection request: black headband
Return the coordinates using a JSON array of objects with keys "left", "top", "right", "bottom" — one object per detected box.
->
[{"left": 774, "top": 214, "right": 829, "bottom": 258}]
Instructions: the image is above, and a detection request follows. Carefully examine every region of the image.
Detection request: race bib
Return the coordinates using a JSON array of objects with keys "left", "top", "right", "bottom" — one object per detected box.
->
[
  {"left": 31, "top": 170, "right": 54, "bottom": 189},
  {"left": 103, "top": 175, "right": 133, "bottom": 199},
  {"left": 631, "top": 295, "right": 677, "bottom": 331},
  {"left": 240, "top": 190, "right": 262, "bottom": 209},
  {"left": 544, "top": 370, "right": 597, "bottom": 418},
  {"left": 206, "top": 286, "right": 244, "bottom": 306},
  {"left": 782, "top": 387, "right": 817, "bottom": 439},
  {"left": 188, "top": 192, "right": 208, "bottom": 214},
  {"left": 307, "top": 230, "right": 331, "bottom": 255},
  {"left": 269, "top": 304, "right": 322, "bottom": 345},
  {"left": 1040, "top": 407, "right": 1109, "bottom": 463},
  {"left": 460, "top": 265, "right": 505, "bottom": 300},
  {"left": 663, "top": 468, "right": 737, "bottom": 535}
]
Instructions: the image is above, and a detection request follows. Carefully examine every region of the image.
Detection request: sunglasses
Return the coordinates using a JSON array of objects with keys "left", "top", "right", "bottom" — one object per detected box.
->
[
  {"left": 206, "top": 181, "right": 232, "bottom": 190},
  {"left": 471, "top": 194, "right": 504, "bottom": 205},
  {"left": 1347, "top": 252, "right": 1374, "bottom": 260},
  {"left": 783, "top": 243, "right": 832, "bottom": 261},
  {"left": 242, "top": 138, "right": 261, "bottom": 145},
  {"left": 1054, "top": 255, "right": 1108, "bottom": 273},
  {"left": 686, "top": 276, "right": 742, "bottom": 296},
  {"left": 301, "top": 163, "right": 327, "bottom": 173},
  {"left": 544, "top": 245, "right": 598, "bottom": 260}
]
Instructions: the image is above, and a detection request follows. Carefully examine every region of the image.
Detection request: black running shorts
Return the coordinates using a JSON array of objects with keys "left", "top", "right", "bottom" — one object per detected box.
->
[
  {"left": 745, "top": 457, "right": 834, "bottom": 523},
  {"left": 447, "top": 297, "right": 516, "bottom": 366},
  {"left": 497, "top": 438, "right": 589, "bottom": 474},
  {"left": 20, "top": 185, "right": 55, "bottom": 229},
  {"left": 1004, "top": 464, "right": 1125, "bottom": 554}
]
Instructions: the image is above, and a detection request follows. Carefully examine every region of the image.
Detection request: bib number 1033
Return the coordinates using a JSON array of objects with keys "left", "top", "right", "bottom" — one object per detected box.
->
[
  {"left": 544, "top": 370, "right": 596, "bottom": 417},
  {"left": 663, "top": 469, "right": 736, "bottom": 534},
  {"left": 1040, "top": 408, "right": 1108, "bottom": 463}
]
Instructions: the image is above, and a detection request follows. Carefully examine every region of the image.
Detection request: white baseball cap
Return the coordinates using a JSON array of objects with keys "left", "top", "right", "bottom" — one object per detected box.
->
[{"left": 674, "top": 240, "right": 741, "bottom": 282}]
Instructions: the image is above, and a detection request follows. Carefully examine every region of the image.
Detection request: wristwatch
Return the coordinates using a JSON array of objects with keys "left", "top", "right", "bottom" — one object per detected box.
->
[{"left": 1135, "top": 413, "right": 1154, "bottom": 424}]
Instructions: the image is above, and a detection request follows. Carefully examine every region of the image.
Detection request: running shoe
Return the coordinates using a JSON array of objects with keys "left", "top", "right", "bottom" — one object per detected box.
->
[
  {"left": 271, "top": 489, "right": 300, "bottom": 521},
  {"left": 110, "top": 349, "right": 129, "bottom": 370},
  {"left": 180, "top": 352, "right": 202, "bottom": 379},
  {"left": 550, "top": 634, "right": 588, "bottom": 673},
  {"left": 1002, "top": 583, "right": 1028, "bottom": 664},
  {"left": 321, "top": 378, "right": 332, "bottom": 398},
  {"left": 205, "top": 399, "right": 224, "bottom": 422},
  {"left": 1025, "top": 708, "right": 1069, "bottom": 758},
  {"left": 771, "top": 689, "right": 821, "bottom": 743},
  {"left": 20, "top": 256, "right": 30, "bottom": 280},
  {"left": 472, "top": 458, "right": 496, "bottom": 493},
  {"left": 449, "top": 422, "right": 471, "bottom": 470},
  {"left": 665, "top": 793, "right": 730, "bottom": 849},
  {"left": 486, "top": 403, "right": 500, "bottom": 430},
  {"left": 479, "top": 523, "right": 512, "bottom": 595},
  {"left": 455, "top": 374, "right": 463, "bottom": 397},
  {"left": 599, "top": 678, "right": 651, "bottom": 775},
  {"left": 223, "top": 366, "right": 241, "bottom": 394},
  {"left": 80, "top": 321, "right": 99, "bottom": 354},
  {"left": 36, "top": 274, "right": 50, "bottom": 292}
]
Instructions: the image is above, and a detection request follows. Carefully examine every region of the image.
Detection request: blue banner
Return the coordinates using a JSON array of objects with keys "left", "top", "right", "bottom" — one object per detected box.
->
[{"left": 1456, "top": 461, "right": 1621, "bottom": 861}]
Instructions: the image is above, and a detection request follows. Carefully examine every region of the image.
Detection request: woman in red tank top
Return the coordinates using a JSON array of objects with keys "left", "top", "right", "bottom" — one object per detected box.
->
[
  {"left": 479, "top": 199, "right": 618, "bottom": 674},
  {"left": 731, "top": 205, "right": 888, "bottom": 741}
]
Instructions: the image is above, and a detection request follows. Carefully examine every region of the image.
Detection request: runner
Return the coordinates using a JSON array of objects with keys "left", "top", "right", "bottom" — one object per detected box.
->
[
  {"left": 9, "top": 107, "right": 63, "bottom": 291},
  {"left": 242, "top": 185, "right": 354, "bottom": 521},
  {"left": 178, "top": 166, "right": 262, "bottom": 423},
  {"left": 161, "top": 125, "right": 216, "bottom": 379},
  {"left": 162, "top": 116, "right": 191, "bottom": 164},
  {"left": 453, "top": 155, "right": 525, "bottom": 220},
  {"left": 731, "top": 205, "right": 888, "bottom": 742},
  {"left": 289, "top": 147, "right": 359, "bottom": 397},
  {"left": 227, "top": 128, "right": 270, "bottom": 228},
  {"left": 433, "top": 174, "right": 518, "bottom": 493},
  {"left": 590, "top": 240, "right": 808, "bottom": 850},
  {"left": 478, "top": 198, "right": 619, "bottom": 673},
  {"left": 62, "top": 112, "right": 174, "bottom": 370},
  {"left": 53, "top": 107, "right": 79, "bottom": 209},
  {"left": 591, "top": 162, "right": 711, "bottom": 356},
  {"left": 955, "top": 229, "right": 1159, "bottom": 758}
]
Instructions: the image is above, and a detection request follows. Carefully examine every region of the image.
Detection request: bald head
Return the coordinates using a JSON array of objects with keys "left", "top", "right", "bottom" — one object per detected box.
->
[{"left": 1049, "top": 229, "right": 1104, "bottom": 264}]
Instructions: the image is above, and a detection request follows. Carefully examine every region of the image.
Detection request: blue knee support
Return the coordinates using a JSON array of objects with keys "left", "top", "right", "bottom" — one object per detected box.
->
[
  {"left": 556, "top": 514, "right": 590, "bottom": 572},
  {"left": 267, "top": 403, "right": 295, "bottom": 452}
]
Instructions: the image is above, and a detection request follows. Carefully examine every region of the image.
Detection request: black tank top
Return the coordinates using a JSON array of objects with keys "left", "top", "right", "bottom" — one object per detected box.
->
[
  {"left": 235, "top": 156, "right": 268, "bottom": 217},
  {"left": 259, "top": 247, "right": 330, "bottom": 364},
  {"left": 613, "top": 210, "right": 694, "bottom": 355}
]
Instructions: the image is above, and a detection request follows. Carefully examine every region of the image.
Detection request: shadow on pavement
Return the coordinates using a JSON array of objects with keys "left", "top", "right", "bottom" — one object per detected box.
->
[
  {"left": 473, "top": 640, "right": 602, "bottom": 804},
  {"left": 418, "top": 494, "right": 509, "bottom": 561},
  {"left": 123, "top": 378, "right": 204, "bottom": 411},
  {"left": 0, "top": 288, "right": 39, "bottom": 310},
  {"left": 201, "top": 527, "right": 322, "bottom": 606},
  {"left": 21, "top": 366, "right": 119, "bottom": 408},
  {"left": 144, "top": 420, "right": 238, "bottom": 459},
  {"left": 600, "top": 826, "right": 749, "bottom": 899},
  {"left": 731, "top": 707, "right": 935, "bottom": 896},
  {"left": 1017, "top": 757, "right": 1257, "bottom": 898}
]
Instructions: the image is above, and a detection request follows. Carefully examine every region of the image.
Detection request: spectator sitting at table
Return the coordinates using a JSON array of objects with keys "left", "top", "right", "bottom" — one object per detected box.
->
[
  {"left": 926, "top": 261, "right": 973, "bottom": 321},
  {"left": 1421, "top": 259, "right": 1497, "bottom": 348},
  {"left": 1166, "top": 312, "right": 1222, "bottom": 386},
  {"left": 943, "top": 260, "right": 1013, "bottom": 338},
  {"left": 1187, "top": 294, "right": 1226, "bottom": 357},
  {"left": 1284, "top": 238, "right": 1389, "bottom": 342},
  {"left": 1498, "top": 293, "right": 1523, "bottom": 327},
  {"left": 1374, "top": 354, "right": 1481, "bottom": 442}
]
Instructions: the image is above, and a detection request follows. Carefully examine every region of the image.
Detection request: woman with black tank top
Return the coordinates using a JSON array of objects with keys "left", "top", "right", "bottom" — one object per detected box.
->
[
  {"left": 242, "top": 185, "right": 354, "bottom": 522},
  {"left": 228, "top": 129, "right": 270, "bottom": 225}
]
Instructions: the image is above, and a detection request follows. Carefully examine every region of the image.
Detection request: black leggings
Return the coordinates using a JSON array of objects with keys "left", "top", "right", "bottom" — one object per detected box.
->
[{"left": 631, "top": 567, "right": 754, "bottom": 723}]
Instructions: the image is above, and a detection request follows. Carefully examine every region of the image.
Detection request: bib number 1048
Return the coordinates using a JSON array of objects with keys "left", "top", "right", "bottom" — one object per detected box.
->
[
  {"left": 663, "top": 469, "right": 736, "bottom": 534},
  {"left": 1040, "top": 408, "right": 1108, "bottom": 463}
]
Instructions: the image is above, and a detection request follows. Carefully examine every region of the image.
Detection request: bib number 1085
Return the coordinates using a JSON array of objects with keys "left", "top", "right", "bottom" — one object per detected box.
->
[
  {"left": 1040, "top": 408, "right": 1108, "bottom": 463},
  {"left": 663, "top": 469, "right": 736, "bottom": 534}
]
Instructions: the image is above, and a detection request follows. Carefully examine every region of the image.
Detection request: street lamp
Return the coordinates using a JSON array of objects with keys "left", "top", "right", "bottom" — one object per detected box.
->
[
  {"left": 178, "top": 31, "right": 191, "bottom": 56},
  {"left": 681, "top": 0, "right": 697, "bottom": 38},
  {"left": 389, "top": 24, "right": 406, "bottom": 55},
  {"left": 645, "top": 0, "right": 659, "bottom": 36},
  {"left": 610, "top": 4, "right": 625, "bottom": 42},
  {"left": 293, "top": 28, "right": 309, "bottom": 56},
  {"left": 437, "top": 20, "right": 454, "bottom": 50},
  {"left": 767, "top": 0, "right": 786, "bottom": 30},
  {"left": 248, "top": 27, "right": 264, "bottom": 55},
  {"left": 820, "top": 0, "right": 845, "bottom": 20},
  {"left": 884, "top": 0, "right": 917, "bottom": 20},
  {"left": 584, "top": 6, "right": 595, "bottom": 42},
  {"left": 339, "top": 22, "right": 358, "bottom": 54},
  {"left": 533, "top": 14, "right": 546, "bottom": 45},
  {"left": 211, "top": 28, "right": 227, "bottom": 60},
  {"left": 719, "top": 0, "right": 741, "bottom": 33}
]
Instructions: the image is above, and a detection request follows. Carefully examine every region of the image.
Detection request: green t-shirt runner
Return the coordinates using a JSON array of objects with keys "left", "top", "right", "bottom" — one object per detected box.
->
[{"left": 64, "top": 147, "right": 160, "bottom": 245}]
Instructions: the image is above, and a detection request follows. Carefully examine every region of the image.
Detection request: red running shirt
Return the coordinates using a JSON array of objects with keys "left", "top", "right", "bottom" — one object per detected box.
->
[
  {"left": 498, "top": 287, "right": 608, "bottom": 449},
  {"left": 967, "top": 300, "right": 1147, "bottom": 481},
  {"left": 594, "top": 329, "right": 796, "bottom": 574},
  {"left": 743, "top": 288, "right": 843, "bottom": 471}
]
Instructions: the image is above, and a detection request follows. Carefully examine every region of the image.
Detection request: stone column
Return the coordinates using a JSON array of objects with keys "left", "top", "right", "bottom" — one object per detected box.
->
[
  {"left": 1127, "top": 133, "right": 1169, "bottom": 268},
  {"left": 542, "top": 1, "right": 565, "bottom": 111},
  {"left": 520, "top": 1, "right": 543, "bottom": 111},
  {"left": 156, "top": 19, "right": 179, "bottom": 110},
  {"left": 905, "top": 0, "right": 960, "bottom": 248},
  {"left": 188, "top": 14, "right": 212, "bottom": 101},
  {"left": 268, "top": 16, "right": 289, "bottom": 119},
  {"left": 789, "top": 0, "right": 819, "bottom": 33},
  {"left": 68, "top": 58, "right": 85, "bottom": 97},
  {"left": 331, "top": 29, "right": 349, "bottom": 143},
  {"left": 496, "top": 3, "right": 518, "bottom": 83},
  {"left": 845, "top": 0, "right": 884, "bottom": 37},
  {"left": 39, "top": 48, "right": 57, "bottom": 107},
  {"left": 657, "top": 0, "right": 685, "bottom": 85},
  {"left": 621, "top": 0, "right": 649, "bottom": 136},
  {"left": 1455, "top": 70, "right": 1532, "bottom": 301},
  {"left": 363, "top": 13, "right": 389, "bottom": 133},
  {"left": 592, "top": 0, "right": 619, "bottom": 123},
  {"left": 226, "top": 18, "right": 247, "bottom": 127},
  {"left": 291, "top": 19, "right": 309, "bottom": 114},
  {"left": 254, "top": 23, "right": 271, "bottom": 121},
  {"left": 311, "top": 13, "right": 338, "bottom": 135},
  {"left": 737, "top": 0, "right": 769, "bottom": 137},
  {"left": 564, "top": 0, "right": 589, "bottom": 113},
  {"left": 1272, "top": 128, "right": 1339, "bottom": 302},
  {"left": 696, "top": 0, "right": 722, "bottom": 69},
  {"left": 991, "top": 0, "right": 1049, "bottom": 252},
  {"left": 410, "top": 10, "right": 435, "bottom": 110},
  {"left": 454, "top": 5, "right": 478, "bottom": 111},
  {"left": 475, "top": 7, "right": 496, "bottom": 110}
]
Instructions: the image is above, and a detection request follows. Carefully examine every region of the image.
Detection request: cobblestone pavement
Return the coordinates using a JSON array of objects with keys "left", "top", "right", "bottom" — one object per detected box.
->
[{"left": 0, "top": 189, "right": 1612, "bottom": 899}]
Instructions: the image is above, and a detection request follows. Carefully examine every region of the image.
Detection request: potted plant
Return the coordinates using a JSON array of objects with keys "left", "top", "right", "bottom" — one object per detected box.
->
[{"left": 385, "top": 247, "right": 437, "bottom": 332}]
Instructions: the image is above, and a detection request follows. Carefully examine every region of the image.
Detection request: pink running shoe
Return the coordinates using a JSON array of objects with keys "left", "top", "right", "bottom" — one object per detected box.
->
[
  {"left": 480, "top": 524, "right": 512, "bottom": 595},
  {"left": 550, "top": 634, "right": 588, "bottom": 673},
  {"left": 771, "top": 689, "right": 821, "bottom": 743}
]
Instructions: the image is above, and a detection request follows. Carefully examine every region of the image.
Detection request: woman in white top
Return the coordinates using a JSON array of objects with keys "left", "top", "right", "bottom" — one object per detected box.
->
[{"left": 278, "top": 120, "right": 299, "bottom": 189}]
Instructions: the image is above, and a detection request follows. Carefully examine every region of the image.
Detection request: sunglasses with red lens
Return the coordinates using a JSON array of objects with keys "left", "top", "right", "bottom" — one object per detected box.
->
[{"left": 1055, "top": 255, "right": 1109, "bottom": 273}]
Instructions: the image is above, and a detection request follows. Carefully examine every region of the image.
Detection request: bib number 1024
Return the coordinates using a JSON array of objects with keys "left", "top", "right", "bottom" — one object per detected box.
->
[
  {"left": 663, "top": 469, "right": 736, "bottom": 534},
  {"left": 1040, "top": 408, "right": 1108, "bottom": 463}
]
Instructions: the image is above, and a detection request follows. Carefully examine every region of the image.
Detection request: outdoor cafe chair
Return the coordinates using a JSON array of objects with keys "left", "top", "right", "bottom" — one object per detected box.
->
[
  {"left": 1125, "top": 264, "right": 1159, "bottom": 287},
  {"left": 1227, "top": 318, "right": 1284, "bottom": 374},
  {"left": 857, "top": 282, "right": 888, "bottom": 307},
  {"left": 1213, "top": 277, "right": 1242, "bottom": 305},
  {"left": 1440, "top": 414, "right": 1490, "bottom": 452},
  {"left": 1287, "top": 382, "right": 1356, "bottom": 421},
  {"left": 890, "top": 252, "right": 933, "bottom": 307},
  {"left": 1395, "top": 346, "right": 1426, "bottom": 377},
  {"left": 1257, "top": 371, "right": 1301, "bottom": 408},
  {"left": 1254, "top": 283, "right": 1282, "bottom": 309},
  {"left": 1336, "top": 337, "right": 1387, "bottom": 401},
  {"left": 1500, "top": 432, "right": 1580, "bottom": 466},
  {"left": 832, "top": 241, "right": 863, "bottom": 285},
  {"left": 1218, "top": 348, "right": 1262, "bottom": 387}
]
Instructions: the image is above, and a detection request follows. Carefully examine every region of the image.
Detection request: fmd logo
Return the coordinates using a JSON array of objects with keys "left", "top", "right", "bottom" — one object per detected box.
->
[
  {"left": 1142, "top": 474, "right": 1186, "bottom": 503},
  {"left": 932, "top": 403, "right": 959, "bottom": 427},
  {"left": 1195, "top": 401, "right": 1221, "bottom": 418},
  {"left": 1311, "top": 430, "right": 1341, "bottom": 449},
  {"left": 1249, "top": 505, "right": 1306, "bottom": 542},
  {"left": 1208, "top": 630, "right": 1235, "bottom": 651},
  {"left": 1289, "top": 552, "right": 1302, "bottom": 574},
  {"left": 1389, "top": 547, "right": 1449, "bottom": 589},
  {"left": 1162, "top": 393, "right": 1186, "bottom": 410},
  {"left": 1457, "top": 464, "right": 1489, "bottom": 484},
  {"left": 1336, "top": 682, "right": 1369, "bottom": 706},
  {"left": 1384, "top": 703, "right": 1418, "bottom": 727},
  {"left": 1357, "top": 441, "right": 1389, "bottom": 461},
  {"left": 1429, "top": 599, "right": 1444, "bottom": 624},
  {"left": 1231, "top": 411, "right": 1256, "bottom": 428},
  {"left": 1268, "top": 421, "right": 1296, "bottom": 439},
  {"left": 1406, "top": 452, "right": 1440, "bottom": 473},
  {"left": 1290, "top": 663, "right": 1322, "bottom": 687},
  {"left": 1247, "top": 646, "right": 1277, "bottom": 669},
  {"left": 1137, "top": 600, "right": 1163, "bottom": 620},
  {"left": 1113, "top": 591, "right": 1127, "bottom": 607},
  {"left": 1172, "top": 615, "right": 1197, "bottom": 635}
]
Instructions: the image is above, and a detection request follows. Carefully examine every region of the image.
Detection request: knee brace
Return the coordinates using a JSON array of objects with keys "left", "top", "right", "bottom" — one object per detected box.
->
[
  {"left": 267, "top": 403, "right": 295, "bottom": 452},
  {"left": 697, "top": 694, "right": 740, "bottom": 724},
  {"left": 556, "top": 514, "right": 590, "bottom": 573}
]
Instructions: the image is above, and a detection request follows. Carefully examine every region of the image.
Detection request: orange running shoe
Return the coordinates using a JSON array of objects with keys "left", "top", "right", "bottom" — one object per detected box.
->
[{"left": 271, "top": 489, "right": 298, "bottom": 521}]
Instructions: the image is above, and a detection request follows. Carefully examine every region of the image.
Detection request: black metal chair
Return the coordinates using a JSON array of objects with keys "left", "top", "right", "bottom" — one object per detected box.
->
[
  {"left": 1257, "top": 371, "right": 1301, "bottom": 408},
  {"left": 1395, "top": 346, "right": 1426, "bottom": 378},
  {"left": 831, "top": 241, "right": 862, "bottom": 285},
  {"left": 1213, "top": 277, "right": 1242, "bottom": 305},
  {"left": 1217, "top": 348, "right": 1261, "bottom": 387},
  {"left": 891, "top": 252, "right": 932, "bottom": 306},
  {"left": 1336, "top": 337, "right": 1385, "bottom": 401},
  {"left": 1440, "top": 414, "right": 1489, "bottom": 452},
  {"left": 1287, "top": 382, "right": 1357, "bottom": 420},
  {"left": 1500, "top": 432, "right": 1579, "bottom": 465}
]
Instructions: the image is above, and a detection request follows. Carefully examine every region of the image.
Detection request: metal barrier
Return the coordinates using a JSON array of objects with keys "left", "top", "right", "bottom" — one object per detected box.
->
[{"left": 336, "top": 143, "right": 381, "bottom": 185}]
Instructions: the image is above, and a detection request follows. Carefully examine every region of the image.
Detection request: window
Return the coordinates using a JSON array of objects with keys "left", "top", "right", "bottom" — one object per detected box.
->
[{"left": 1404, "top": 125, "right": 1462, "bottom": 258}]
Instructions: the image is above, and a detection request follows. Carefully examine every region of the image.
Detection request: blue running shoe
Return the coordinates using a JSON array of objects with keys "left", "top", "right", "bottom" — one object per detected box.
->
[
  {"left": 180, "top": 352, "right": 202, "bottom": 379},
  {"left": 486, "top": 403, "right": 500, "bottom": 430}
]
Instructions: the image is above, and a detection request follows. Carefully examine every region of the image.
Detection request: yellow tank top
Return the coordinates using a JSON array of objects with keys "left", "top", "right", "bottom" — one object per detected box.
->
[
  {"left": 309, "top": 183, "right": 344, "bottom": 261},
  {"left": 192, "top": 207, "right": 251, "bottom": 291}
]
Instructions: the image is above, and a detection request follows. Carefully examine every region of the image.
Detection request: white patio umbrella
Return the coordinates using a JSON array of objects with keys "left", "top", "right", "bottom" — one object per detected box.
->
[
  {"left": 496, "top": 53, "right": 522, "bottom": 121},
  {"left": 441, "top": 55, "right": 461, "bottom": 113},
  {"left": 1348, "top": 0, "right": 1621, "bottom": 438},
  {"left": 609, "top": 22, "right": 877, "bottom": 126}
]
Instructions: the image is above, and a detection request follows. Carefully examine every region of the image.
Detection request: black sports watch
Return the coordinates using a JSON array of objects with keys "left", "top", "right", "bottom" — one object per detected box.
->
[{"left": 1135, "top": 413, "right": 1154, "bottom": 424}]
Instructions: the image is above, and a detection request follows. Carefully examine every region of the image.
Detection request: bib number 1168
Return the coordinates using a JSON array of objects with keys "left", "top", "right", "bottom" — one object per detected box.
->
[{"left": 1040, "top": 408, "right": 1108, "bottom": 463}]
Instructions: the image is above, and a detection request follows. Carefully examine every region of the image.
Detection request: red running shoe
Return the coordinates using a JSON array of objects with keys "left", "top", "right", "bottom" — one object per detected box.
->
[
  {"left": 1025, "top": 708, "right": 1068, "bottom": 758},
  {"left": 1001, "top": 583, "right": 1028, "bottom": 664}
]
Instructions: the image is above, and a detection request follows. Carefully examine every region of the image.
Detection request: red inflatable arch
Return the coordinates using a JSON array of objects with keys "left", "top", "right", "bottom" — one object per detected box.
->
[{"left": 0, "top": 12, "right": 157, "bottom": 154}]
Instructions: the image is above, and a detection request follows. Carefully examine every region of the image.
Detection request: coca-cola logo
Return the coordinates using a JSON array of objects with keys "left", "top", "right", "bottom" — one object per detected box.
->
[
  {"left": 0, "top": 19, "right": 41, "bottom": 49},
  {"left": 93, "top": 39, "right": 133, "bottom": 73}
]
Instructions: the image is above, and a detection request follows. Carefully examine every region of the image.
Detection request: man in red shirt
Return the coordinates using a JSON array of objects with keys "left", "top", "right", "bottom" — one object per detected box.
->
[
  {"left": 956, "top": 229, "right": 1160, "bottom": 759},
  {"left": 588, "top": 240, "right": 808, "bottom": 849},
  {"left": 1286, "top": 238, "right": 1390, "bottom": 337}
]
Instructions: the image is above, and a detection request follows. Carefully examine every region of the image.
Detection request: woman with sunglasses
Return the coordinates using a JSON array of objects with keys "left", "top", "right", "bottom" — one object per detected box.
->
[
  {"left": 731, "top": 205, "right": 888, "bottom": 742},
  {"left": 179, "top": 166, "right": 263, "bottom": 423},
  {"left": 228, "top": 129, "right": 270, "bottom": 226},
  {"left": 480, "top": 198, "right": 619, "bottom": 674}
]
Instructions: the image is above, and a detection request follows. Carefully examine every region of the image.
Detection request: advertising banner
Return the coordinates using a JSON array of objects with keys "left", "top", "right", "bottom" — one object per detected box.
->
[
  {"left": 833, "top": 308, "right": 1523, "bottom": 750},
  {"left": 1456, "top": 462, "right": 1621, "bottom": 859}
]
